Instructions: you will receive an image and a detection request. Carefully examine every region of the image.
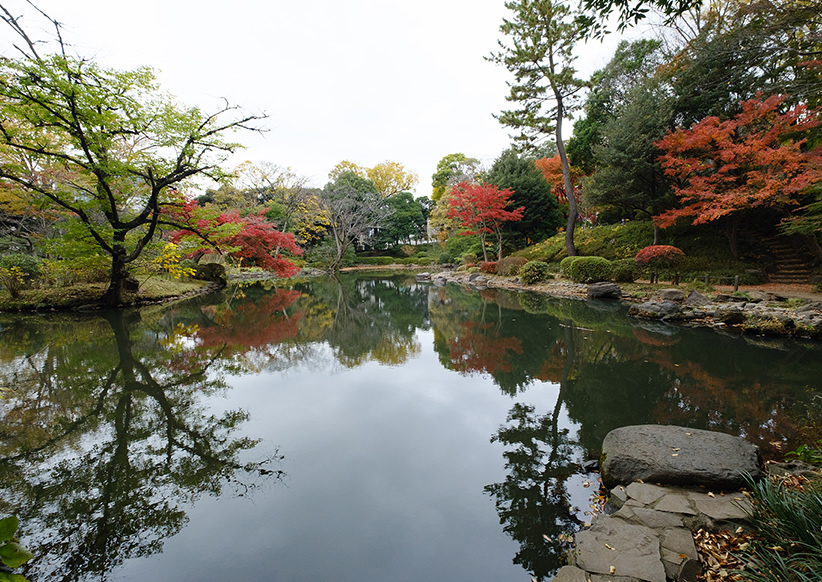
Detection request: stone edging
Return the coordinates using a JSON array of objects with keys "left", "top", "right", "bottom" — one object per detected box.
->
[
  {"left": 556, "top": 482, "right": 752, "bottom": 582},
  {"left": 417, "top": 270, "right": 822, "bottom": 339}
]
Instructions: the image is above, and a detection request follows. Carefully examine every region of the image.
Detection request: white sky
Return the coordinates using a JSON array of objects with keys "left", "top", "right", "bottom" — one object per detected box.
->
[{"left": 3, "top": 0, "right": 632, "bottom": 195}]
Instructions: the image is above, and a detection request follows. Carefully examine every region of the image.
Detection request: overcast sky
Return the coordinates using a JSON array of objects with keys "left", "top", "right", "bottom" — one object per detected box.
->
[{"left": 3, "top": 0, "right": 634, "bottom": 195}]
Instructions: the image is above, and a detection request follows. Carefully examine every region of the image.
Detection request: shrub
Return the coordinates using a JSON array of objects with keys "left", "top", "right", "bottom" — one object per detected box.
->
[
  {"left": 611, "top": 258, "right": 636, "bottom": 283},
  {"left": 461, "top": 253, "right": 478, "bottom": 266},
  {"left": 438, "top": 252, "right": 453, "bottom": 264},
  {"left": 520, "top": 261, "right": 550, "bottom": 284},
  {"left": 480, "top": 261, "right": 497, "bottom": 274},
  {"left": 559, "top": 255, "right": 582, "bottom": 277},
  {"left": 446, "top": 233, "right": 482, "bottom": 260},
  {"left": 565, "top": 256, "right": 612, "bottom": 283},
  {"left": 635, "top": 245, "right": 685, "bottom": 284},
  {"left": 497, "top": 256, "right": 528, "bottom": 276},
  {"left": 305, "top": 241, "right": 355, "bottom": 269},
  {"left": 0, "top": 253, "right": 43, "bottom": 298}
]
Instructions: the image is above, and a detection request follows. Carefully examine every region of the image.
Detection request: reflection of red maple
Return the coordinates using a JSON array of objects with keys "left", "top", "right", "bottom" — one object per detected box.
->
[
  {"left": 632, "top": 327, "right": 680, "bottom": 347},
  {"left": 195, "top": 289, "right": 303, "bottom": 351},
  {"left": 533, "top": 340, "right": 566, "bottom": 383},
  {"left": 449, "top": 321, "right": 524, "bottom": 375},
  {"left": 642, "top": 347, "right": 803, "bottom": 460}
]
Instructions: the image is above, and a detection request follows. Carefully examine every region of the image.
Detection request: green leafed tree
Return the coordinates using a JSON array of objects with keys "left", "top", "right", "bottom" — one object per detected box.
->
[
  {"left": 485, "top": 149, "right": 563, "bottom": 248},
  {"left": 431, "top": 153, "right": 482, "bottom": 202},
  {"left": 0, "top": 7, "right": 262, "bottom": 305},
  {"left": 488, "top": 0, "right": 587, "bottom": 256},
  {"left": 318, "top": 171, "right": 392, "bottom": 271}
]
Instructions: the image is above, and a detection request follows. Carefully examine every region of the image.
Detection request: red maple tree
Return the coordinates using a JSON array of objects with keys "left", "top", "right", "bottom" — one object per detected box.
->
[
  {"left": 448, "top": 182, "right": 524, "bottom": 261},
  {"left": 654, "top": 95, "right": 822, "bottom": 254},
  {"left": 167, "top": 200, "right": 302, "bottom": 277}
]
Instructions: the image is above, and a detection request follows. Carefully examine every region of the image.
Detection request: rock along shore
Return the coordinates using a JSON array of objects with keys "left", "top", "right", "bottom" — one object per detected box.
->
[
  {"left": 416, "top": 270, "right": 822, "bottom": 340},
  {"left": 556, "top": 425, "right": 765, "bottom": 582}
]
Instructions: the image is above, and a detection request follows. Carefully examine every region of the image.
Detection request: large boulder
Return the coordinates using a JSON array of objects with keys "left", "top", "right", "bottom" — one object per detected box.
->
[
  {"left": 587, "top": 282, "right": 621, "bottom": 299},
  {"left": 601, "top": 425, "right": 762, "bottom": 489},
  {"left": 627, "top": 301, "right": 680, "bottom": 320}
]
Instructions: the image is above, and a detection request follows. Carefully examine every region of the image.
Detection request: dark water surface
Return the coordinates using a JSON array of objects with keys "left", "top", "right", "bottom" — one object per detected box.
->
[{"left": 0, "top": 273, "right": 819, "bottom": 582}]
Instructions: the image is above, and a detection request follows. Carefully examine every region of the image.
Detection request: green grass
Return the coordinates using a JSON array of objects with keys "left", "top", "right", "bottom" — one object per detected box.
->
[
  {"left": 512, "top": 221, "right": 764, "bottom": 282},
  {"left": 736, "top": 475, "right": 822, "bottom": 582},
  {"left": 0, "top": 277, "right": 209, "bottom": 311}
]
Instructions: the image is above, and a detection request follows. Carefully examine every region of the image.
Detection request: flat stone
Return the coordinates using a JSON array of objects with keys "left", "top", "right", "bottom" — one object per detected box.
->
[
  {"left": 614, "top": 504, "right": 637, "bottom": 520},
  {"left": 688, "top": 492, "right": 752, "bottom": 521},
  {"left": 610, "top": 485, "right": 629, "bottom": 509},
  {"left": 654, "top": 493, "right": 697, "bottom": 515},
  {"left": 625, "top": 483, "right": 668, "bottom": 506},
  {"left": 574, "top": 517, "right": 666, "bottom": 582},
  {"left": 601, "top": 425, "right": 763, "bottom": 489},
  {"left": 661, "top": 548, "right": 701, "bottom": 582},
  {"left": 630, "top": 506, "right": 685, "bottom": 529},
  {"left": 552, "top": 565, "right": 588, "bottom": 582},
  {"left": 660, "top": 527, "right": 698, "bottom": 560}
]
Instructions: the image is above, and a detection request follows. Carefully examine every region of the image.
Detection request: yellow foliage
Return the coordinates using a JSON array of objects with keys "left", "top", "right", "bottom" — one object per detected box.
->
[{"left": 152, "top": 243, "right": 196, "bottom": 279}]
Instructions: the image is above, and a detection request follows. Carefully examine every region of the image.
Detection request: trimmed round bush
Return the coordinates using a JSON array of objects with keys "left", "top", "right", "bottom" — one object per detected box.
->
[
  {"left": 480, "top": 261, "right": 497, "bottom": 274},
  {"left": 520, "top": 261, "right": 550, "bottom": 285},
  {"left": 560, "top": 255, "right": 582, "bottom": 277},
  {"left": 497, "top": 256, "right": 528, "bottom": 276},
  {"left": 610, "top": 258, "right": 636, "bottom": 283},
  {"left": 565, "top": 256, "right": 612, "bottom": 283}
]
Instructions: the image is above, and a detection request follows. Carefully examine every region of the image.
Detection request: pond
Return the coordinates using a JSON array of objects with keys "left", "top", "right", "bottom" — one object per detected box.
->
[{"left": 0, "top": 273, "right": 819, "bottom": 582}]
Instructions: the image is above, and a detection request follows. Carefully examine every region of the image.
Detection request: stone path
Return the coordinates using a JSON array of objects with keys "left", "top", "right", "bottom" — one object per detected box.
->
[{"left": 555, "top": 482, "right": 752, "bottom": 582}]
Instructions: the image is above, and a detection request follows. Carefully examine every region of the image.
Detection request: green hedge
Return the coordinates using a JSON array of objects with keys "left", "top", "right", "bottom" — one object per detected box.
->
[
  {"left": 520, "top": 261, "right": 551, "bottom": 284},
  {"left": 560, "top": 255, "right": 582, "bottom": 276},
  {"left": 610, "top": 258, "right": 636, "bottom": 283},
  {"left": 565, "top": 256, "right": 613, "bottom": 283}
]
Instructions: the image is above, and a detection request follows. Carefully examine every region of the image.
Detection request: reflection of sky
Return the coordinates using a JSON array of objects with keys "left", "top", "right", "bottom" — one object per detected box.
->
[{"left": 116, "top": 329, "right": 578, "bottom": 582}]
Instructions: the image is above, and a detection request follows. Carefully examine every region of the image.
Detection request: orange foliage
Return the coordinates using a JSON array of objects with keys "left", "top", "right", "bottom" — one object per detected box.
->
[{"left": 655, "top": 94, "right": 822, "bottom": 227}]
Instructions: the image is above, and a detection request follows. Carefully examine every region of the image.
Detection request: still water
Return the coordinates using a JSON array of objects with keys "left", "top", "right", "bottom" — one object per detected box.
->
[{"left": 0, "top": 273, "right": 819, "bottom": 582}]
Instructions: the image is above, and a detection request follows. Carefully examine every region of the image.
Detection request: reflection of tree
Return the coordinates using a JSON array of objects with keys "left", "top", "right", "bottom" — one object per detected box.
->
[
  {"left": 449, "top": 321, "right": 524, "bottom": 375},
  {"left": 320, "top": 274, "right": 428, "bottom": 367},
  {"left": 485, "top": 324, "right": 581, "bottom": 581},
  {"left": 0, "top": 310, "right": 281, "bottom": 582}
]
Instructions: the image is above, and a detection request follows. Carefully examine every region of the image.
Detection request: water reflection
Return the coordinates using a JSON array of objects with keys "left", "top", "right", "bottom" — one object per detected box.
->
[
  {"left": 0, "top": 309, "right": 282, "bottom": 582},
  {"left": 0, "top": 275, "right": 818, "bottom": 582}
]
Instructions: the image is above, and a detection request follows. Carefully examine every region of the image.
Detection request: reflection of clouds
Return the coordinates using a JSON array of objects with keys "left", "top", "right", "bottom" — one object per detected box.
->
[{"left": 133, "top": 330, "right": 567, "bottom": 582}]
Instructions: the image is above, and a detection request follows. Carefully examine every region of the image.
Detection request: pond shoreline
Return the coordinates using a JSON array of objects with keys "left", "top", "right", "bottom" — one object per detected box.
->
[{"left": 418, "top": 269, "right": 822, "bottom": 341}]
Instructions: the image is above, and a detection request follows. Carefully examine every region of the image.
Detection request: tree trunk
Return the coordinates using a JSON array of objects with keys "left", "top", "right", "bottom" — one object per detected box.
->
[
  {"left": 799, "top": 233, "right": 822, "bottom": 263},
  {"left": 653, "top": 224, "right": 660, "bottom": 245},
  {"left": 101, "top": 244, "right": 137, "bottom": 306},
  {"left": 479, "top": 232, "right": 489, "bottom": 262},
  {"left": 554, "top": 91, "right": 577, "bottom": 257}
]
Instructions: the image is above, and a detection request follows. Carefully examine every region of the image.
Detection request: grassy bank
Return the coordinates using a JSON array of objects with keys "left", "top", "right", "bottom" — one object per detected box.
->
[{"left": 0, "top": 277, "right": 210, "bottom": 311}]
